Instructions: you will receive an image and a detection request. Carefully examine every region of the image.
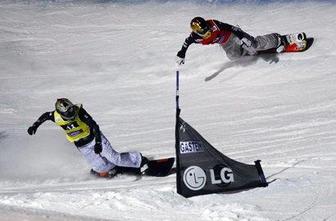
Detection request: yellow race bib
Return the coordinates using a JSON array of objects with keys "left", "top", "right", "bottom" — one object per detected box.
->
[{"left": 54, "top": 107, "right": 91, "bottom": 142}]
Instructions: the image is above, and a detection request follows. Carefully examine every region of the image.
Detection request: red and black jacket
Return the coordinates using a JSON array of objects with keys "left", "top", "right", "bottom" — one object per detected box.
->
[{"left": 177, "top": 19, "right": 252, "bottom": 58}]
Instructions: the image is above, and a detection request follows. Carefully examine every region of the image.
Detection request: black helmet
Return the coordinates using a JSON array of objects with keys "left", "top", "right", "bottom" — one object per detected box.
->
[
  {"left": 190, "top": 17, "right": 211, "bottom": 38},
  {"left": 55, "top": 98, "right": 77, "bottom": 120}
]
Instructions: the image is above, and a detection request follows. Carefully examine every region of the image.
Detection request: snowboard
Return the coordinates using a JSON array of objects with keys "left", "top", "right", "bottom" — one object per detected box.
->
[
  {"left": 142, "top": 157, "right": 175, "bottom": 177},
  {"left": 281, "top": 32, "right": 313, "bottom": 52},
  {"left": 90, "top": 157, "right": 175, "bottom": 178},
  {"left": 259, "top": 32, "right": 314, "bottom": 54}
]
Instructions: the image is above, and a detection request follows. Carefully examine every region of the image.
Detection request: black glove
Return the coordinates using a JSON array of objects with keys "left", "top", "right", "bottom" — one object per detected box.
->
[
  {"left": 177, "top": 50, "right": 186, "bottom": 59},
  {"left": 27, "top": 125, "right": 38, "bottom": 135},
  {"left": 176, "top": 50, "right": 186, "bottom": 65},
  {"left": 94, "top": 142, "right": 102, "bottom": 154}
]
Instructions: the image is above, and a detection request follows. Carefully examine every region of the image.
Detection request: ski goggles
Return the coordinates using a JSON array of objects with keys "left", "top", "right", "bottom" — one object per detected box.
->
[
  {"left": 60, "top": 106, "right": 77, "bottom": 120},
  {"left": 191, "top": 23, "right": 211, "bottom": 39}
]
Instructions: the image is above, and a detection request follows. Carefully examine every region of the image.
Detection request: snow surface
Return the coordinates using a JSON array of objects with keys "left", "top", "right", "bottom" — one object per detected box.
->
[{"left": 0, "top": 0, "right": 335, "bottom": 220}]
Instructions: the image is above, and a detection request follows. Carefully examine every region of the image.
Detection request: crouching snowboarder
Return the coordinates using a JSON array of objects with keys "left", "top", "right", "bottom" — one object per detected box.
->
[
  {"left": 176, "top": 16, "right": 307, "bottom": 64},
  {"left": 27, "top": 98, "right": 149, "bottom": 178}
]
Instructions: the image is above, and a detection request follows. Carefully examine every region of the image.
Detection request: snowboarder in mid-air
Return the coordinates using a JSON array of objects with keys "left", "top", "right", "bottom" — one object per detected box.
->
[
  {"left": 176, "top": 16, "right": 307, "bottom": 65},
  {"left": 27, "top": 98, "right": 149, "bottom": 178}
]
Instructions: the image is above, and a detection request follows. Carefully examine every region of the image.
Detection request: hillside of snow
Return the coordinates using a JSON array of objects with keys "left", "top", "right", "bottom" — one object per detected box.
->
[{"left": 0, "top": 1, "right": 335, "bottom": 220}]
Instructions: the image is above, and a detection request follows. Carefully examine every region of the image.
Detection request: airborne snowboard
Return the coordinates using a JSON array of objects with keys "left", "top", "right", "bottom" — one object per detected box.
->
[{"left": 90, "top": 157, "right": 175, "bottom": 178}]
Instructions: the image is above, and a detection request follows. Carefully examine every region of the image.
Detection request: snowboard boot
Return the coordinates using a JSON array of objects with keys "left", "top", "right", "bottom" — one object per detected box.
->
[
  {"left": 276, "top": 34, "right": 289, "bottom": 53},
  {"left": 140, "top": 156, "right": 149, "bottom": 167},
  {"left": 140, "top": 155, "right": 149, "bottom": 173}
]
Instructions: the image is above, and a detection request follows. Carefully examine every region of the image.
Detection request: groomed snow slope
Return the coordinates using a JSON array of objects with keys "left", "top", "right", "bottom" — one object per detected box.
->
[{"left": 0, "top": 1, "right": 335, "bottom": 220}]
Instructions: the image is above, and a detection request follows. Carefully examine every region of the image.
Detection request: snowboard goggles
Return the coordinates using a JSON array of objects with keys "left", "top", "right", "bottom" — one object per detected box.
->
[
  {"left": 60, "top": 106, "right": 77, "bottom": 120},
  {"left": 191, "top": 23, "right": 211, "bottom": 39}
]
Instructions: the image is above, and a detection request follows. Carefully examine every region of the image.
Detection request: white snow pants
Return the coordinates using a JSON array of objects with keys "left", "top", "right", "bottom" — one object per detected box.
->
[{"left": 77, "top": 134, "right": 142, "bottom": 173}]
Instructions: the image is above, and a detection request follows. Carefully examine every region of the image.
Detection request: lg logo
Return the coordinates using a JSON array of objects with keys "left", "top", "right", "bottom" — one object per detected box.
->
[
  {"left": 183, "top": 166, "right": 206, "bottom": 191},
  {"left": 183, "top": 165, "right": 234, "bottom": 191},
  {"left": 210, "top": 167, "right": 234, "bottom": 184}
]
